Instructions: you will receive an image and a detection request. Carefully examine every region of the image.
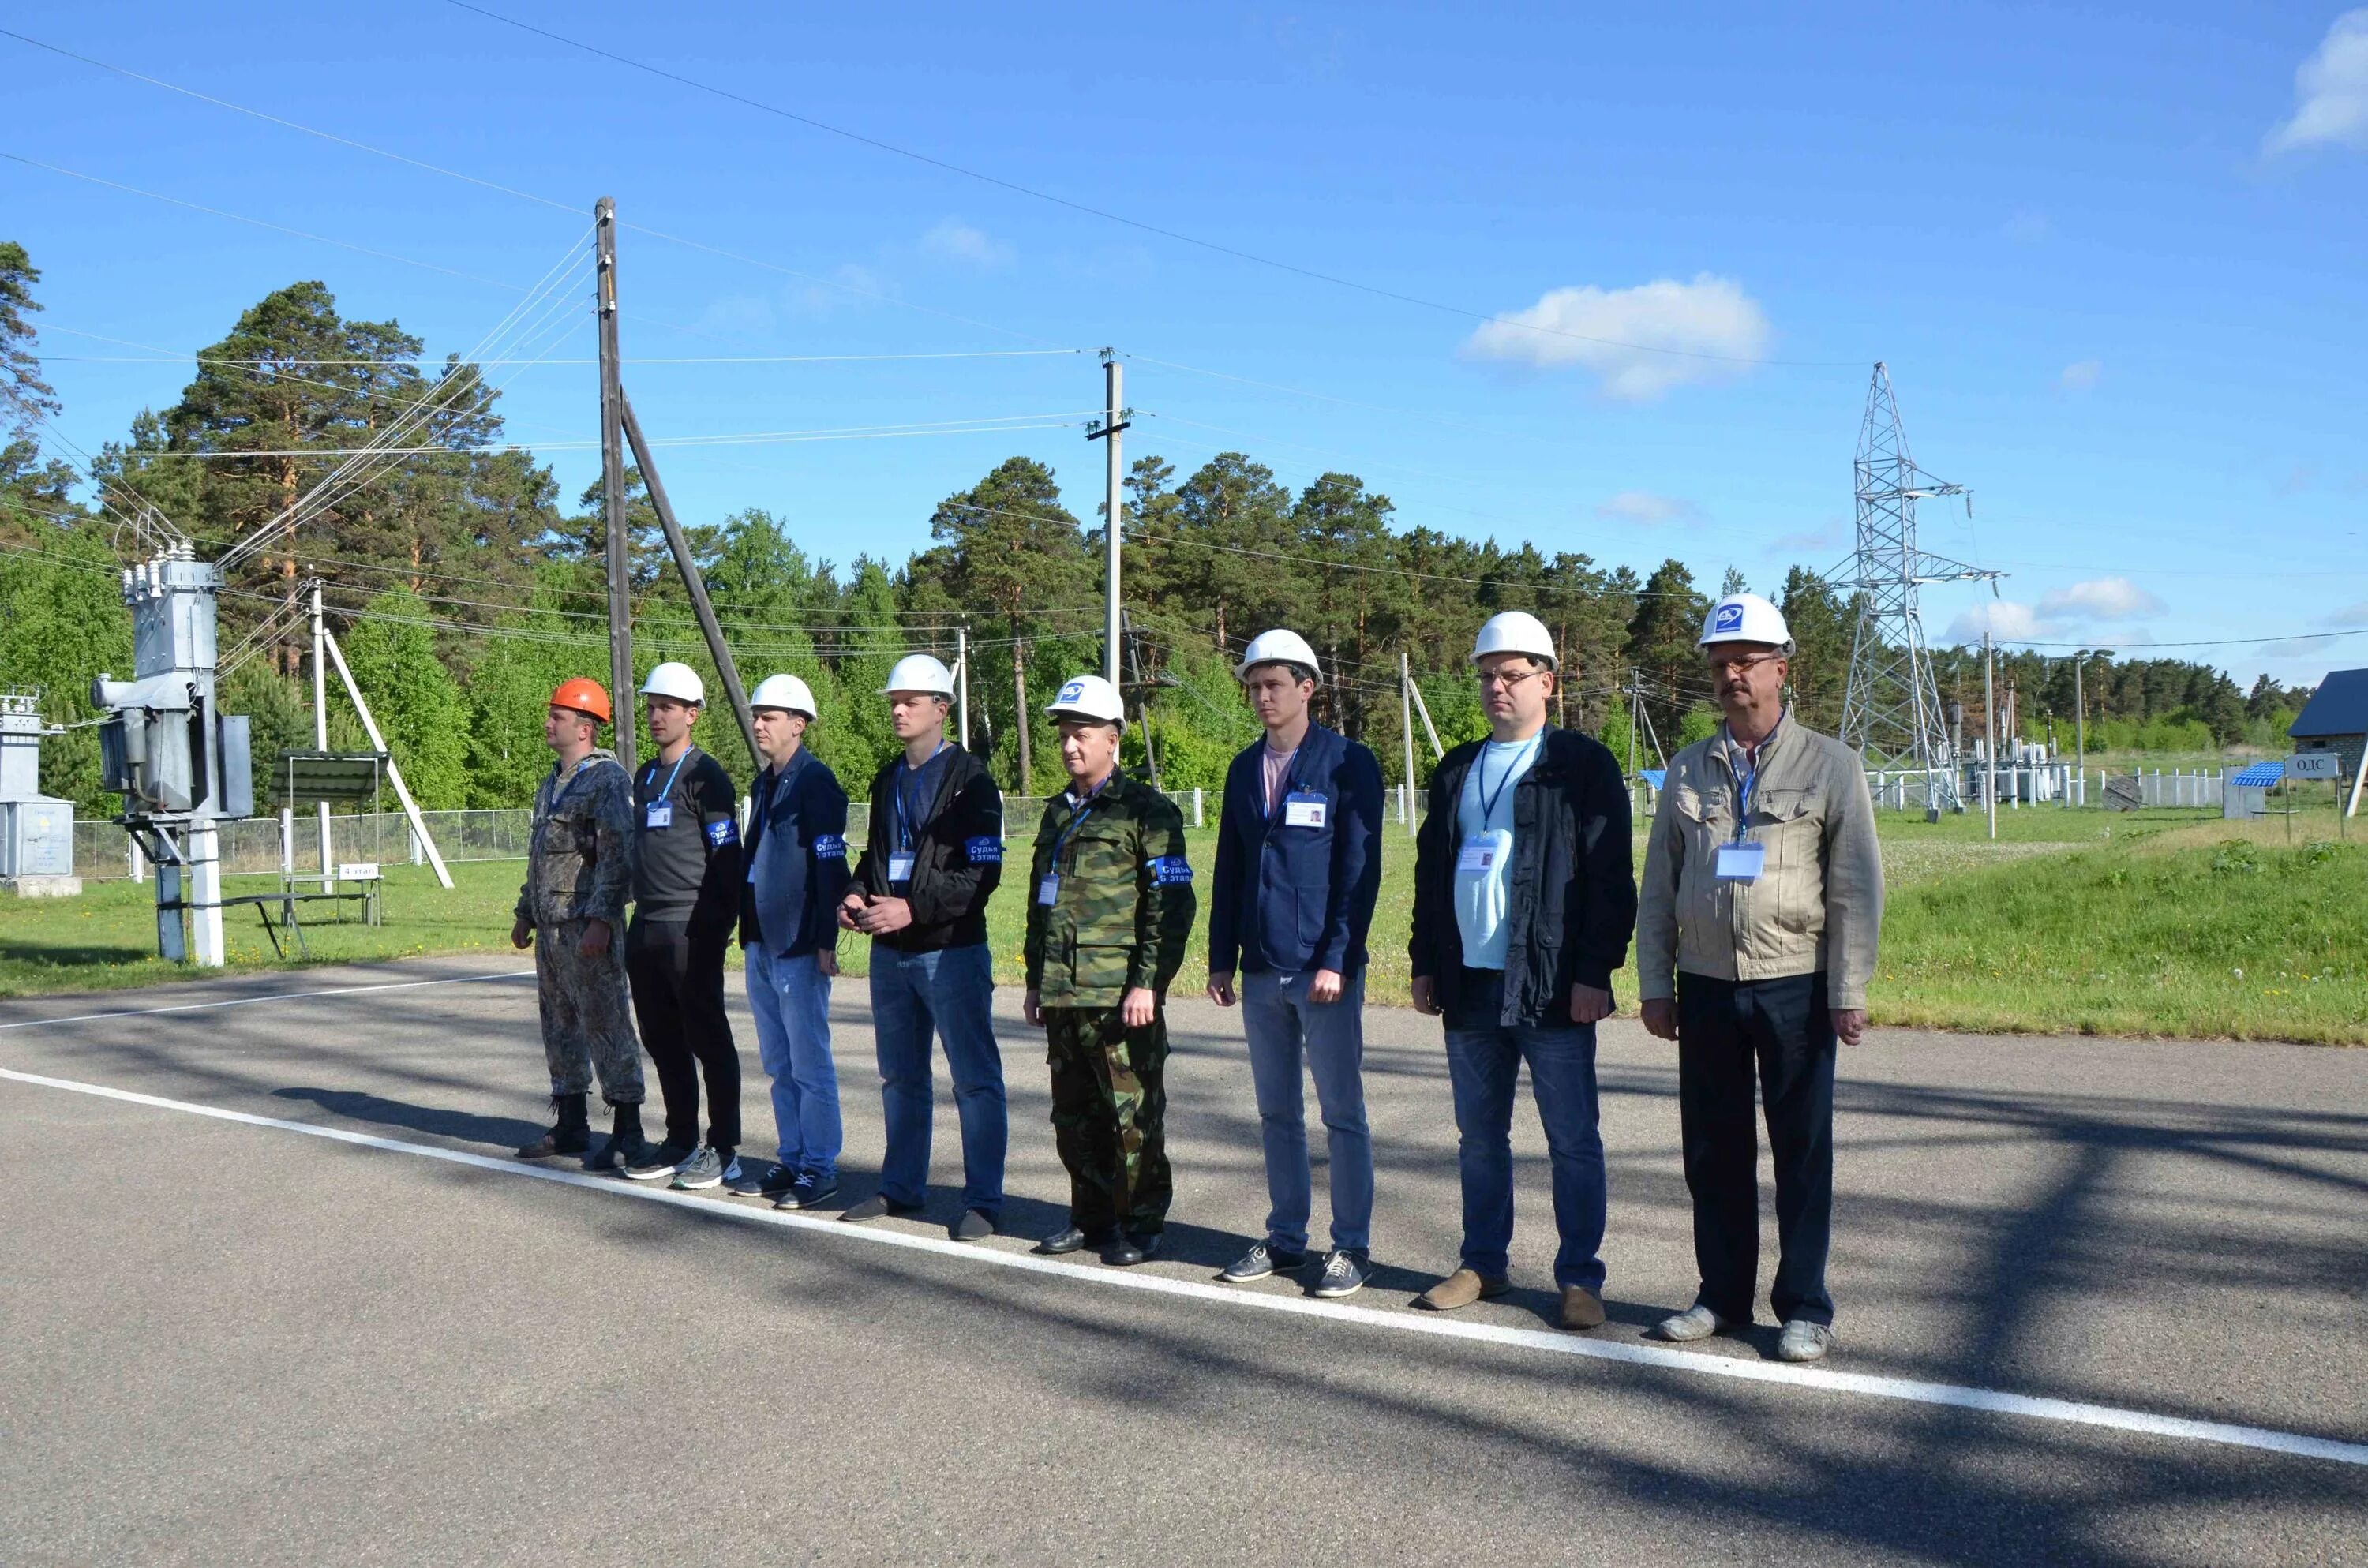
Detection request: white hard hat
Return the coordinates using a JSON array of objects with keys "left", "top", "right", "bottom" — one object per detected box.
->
[
  {"left": 1699, "top": 592, "right": 1793, "bottom": 650},
  {"left": 1236, "top": 627, "right": 1321, "bottom": 681},
  {"left": 639, "top": 661, "right": 704, "bottom": 703},
  {"left": 879, "top": 653, "right": 956, "bottom": 698},
  {"left": 1472, "top": 610, "right": 1557, "bottom": 671},
  {"left": 748, "top": 672, "right": 818, "bottom": 720},
  {"left": 1045, "top": 673, "right": 1126, "bottom": 730}
]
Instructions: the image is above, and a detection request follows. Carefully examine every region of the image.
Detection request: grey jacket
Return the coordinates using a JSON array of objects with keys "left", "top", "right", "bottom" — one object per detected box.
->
[{"left": 1636, "top": 713, "right": 1883, "bottom": 1010}]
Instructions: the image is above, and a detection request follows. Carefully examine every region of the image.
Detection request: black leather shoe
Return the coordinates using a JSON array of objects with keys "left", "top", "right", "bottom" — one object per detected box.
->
[
  {"left": 840, "top": 1193, "right": 924, "bottom": 1222},
  {"left": 1035, "top": 1225, "right": 1117, "bottom": 1256},
  {"left": 1104, "top": 1230, "right": 1162, "bottom": 1267}
]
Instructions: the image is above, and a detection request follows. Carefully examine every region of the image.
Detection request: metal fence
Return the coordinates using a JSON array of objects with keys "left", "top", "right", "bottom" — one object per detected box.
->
[{"left": 75, "top": 808, "right": 536, "bottom": 881}]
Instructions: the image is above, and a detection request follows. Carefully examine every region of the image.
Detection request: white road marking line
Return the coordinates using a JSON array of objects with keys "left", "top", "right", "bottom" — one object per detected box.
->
[
  {"left": 5, "top": 1063, "right": 2364, "bottom": 1472},
  {"left": 0, "top": 968, "right": 535, "bottom": 1031}
]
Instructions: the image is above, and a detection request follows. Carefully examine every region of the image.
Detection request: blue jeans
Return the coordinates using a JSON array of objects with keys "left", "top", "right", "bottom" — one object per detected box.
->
[
  {"left": 869, "top": 941, "right": 1006, "bottom": 1214},
  {"left": 1241, "top": 967, "right": 1374, "bottom": 1254},
  {"left": 1442, "top": 970, "right": 1607, "bottom": 1290},
  {"left": 745, "top": 945, "right": 841, "bottom": 1181}
]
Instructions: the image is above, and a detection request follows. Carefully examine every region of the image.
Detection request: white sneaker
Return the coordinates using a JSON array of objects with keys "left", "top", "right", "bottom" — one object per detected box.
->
[
  {"left": 1775, "top": 1319, "right": 1834, "bottom": 1363},
  {"left": 1652, "top": 1304, "right": 1733, "bottom": 1342}
]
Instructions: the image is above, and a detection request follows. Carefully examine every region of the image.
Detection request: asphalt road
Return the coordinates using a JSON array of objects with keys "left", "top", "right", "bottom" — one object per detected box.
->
[{"left": 3, "top": 953, "right": 2364, "bottom": 1566}]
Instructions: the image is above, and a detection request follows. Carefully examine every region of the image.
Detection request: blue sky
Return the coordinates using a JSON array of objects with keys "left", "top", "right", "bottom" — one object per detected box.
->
[{"left": 7, "top": 2, "right": 2366, "bottom": 685}]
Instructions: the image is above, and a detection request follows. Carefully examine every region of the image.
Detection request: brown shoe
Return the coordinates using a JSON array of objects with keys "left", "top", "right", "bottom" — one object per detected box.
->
[
  {"left": 1414, "top": 1267, "right": 1510, "bottom": 1312},
  {"left": 1560, "top": 1285, "right": 1606, "bottom": 1330}
]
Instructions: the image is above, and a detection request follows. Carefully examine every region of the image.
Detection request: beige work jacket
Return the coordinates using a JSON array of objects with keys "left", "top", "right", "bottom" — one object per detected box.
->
[{"left": 1636, "top": 713, "right": 1883, "bottom": 1010}]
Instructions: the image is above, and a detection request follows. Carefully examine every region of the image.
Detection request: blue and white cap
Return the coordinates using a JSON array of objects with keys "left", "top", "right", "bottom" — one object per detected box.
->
[
  {"left": 1698, "top": 592, "right": 1792, "bottom": 650},
  {"left": 1045, "top": 673, "right": 1126, "bottom": 728}
]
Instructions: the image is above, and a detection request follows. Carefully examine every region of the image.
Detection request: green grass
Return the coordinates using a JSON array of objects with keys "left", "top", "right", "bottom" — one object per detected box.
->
[{"left": 6, "top": 808, "right": 2361, "bottom": 1043}]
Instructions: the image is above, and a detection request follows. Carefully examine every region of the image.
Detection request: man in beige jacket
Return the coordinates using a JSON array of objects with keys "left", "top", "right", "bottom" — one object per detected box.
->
[{"left": 1636, "top": 592, "right": 1883, "bottom": 1364}]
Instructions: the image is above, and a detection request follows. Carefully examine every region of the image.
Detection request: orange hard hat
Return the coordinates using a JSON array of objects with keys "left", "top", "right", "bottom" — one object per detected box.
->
[{"left": 549, "top": 677, "right": 613, "bottom": 724}]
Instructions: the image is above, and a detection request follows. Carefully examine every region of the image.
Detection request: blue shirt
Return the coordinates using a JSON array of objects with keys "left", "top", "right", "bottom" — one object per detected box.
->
[{"left": 1453, "top": 732, "right": 1544, "bottom": 970}]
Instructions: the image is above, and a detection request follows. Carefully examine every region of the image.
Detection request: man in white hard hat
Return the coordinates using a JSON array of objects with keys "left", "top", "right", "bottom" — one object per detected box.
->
[
  {"left": 1637, "top": 590, "right": 1883, "bottom": 1364},
  {"left": 1408, "top": 610, "right": 1636, "bottom": 1330},
  {"left": 724, "top": 673, "right": 853, "bottom": 1212},
  {"left": 837, "top": 653, "right": 1009, "bottom": 1241},
  {"left": 620, "top": 662, "right": 748, "bottom": 1193},
  {"left": 1205, "top": 629, "right": 1384, "bottom": 1299},
  {"left": 1021, "top": 675, "right": 1196, "bottom": 1265}
]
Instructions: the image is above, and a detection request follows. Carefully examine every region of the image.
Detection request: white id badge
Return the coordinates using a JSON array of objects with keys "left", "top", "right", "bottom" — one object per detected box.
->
[
  {"left": 1037, "top": 875, "right": 1060, "bottom": 907},
  {"left": 1283, "top": 793, "right": 1327, "bottom": 829},
  {"left": 643, "top": 802, "right": 673, "bottom": 830},
  {"left": 1715, "top": 842, "right": 1765, "bottom": 883},
  {"left": 1456, "top": 837, "right": 1497, "bottom": 874},
  {"left": 887, "top": 852, "right": 916, "bottom": 882}
]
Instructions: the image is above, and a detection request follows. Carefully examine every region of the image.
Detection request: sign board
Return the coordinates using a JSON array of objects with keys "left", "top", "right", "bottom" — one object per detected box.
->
[
  {"left": 338, "top": 863, "right": 381, "bottom": 881},
  {"left": 2287, "top": 754, "right": 2342, "bottom": 780}
]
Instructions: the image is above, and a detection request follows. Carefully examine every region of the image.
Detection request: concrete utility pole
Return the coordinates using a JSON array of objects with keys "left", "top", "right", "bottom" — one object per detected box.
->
[
  {"left": 595, "top": 197, "right": 635, "bottom": 764},
  {"left": 955, "top": 625, "right": 970, "bottom": 750},
  {"left": 311, "top": 579, "right": 332, "bottom": 893},
  {"left": 1087, "top": 350, "right": 1130, "bottom": 687},
  {"left": 2074, "top": 652, "right": 2087, "bottom": 807},
  {"left": 1400, "top": 651, "right": 1418, "bottom": 837},
  {"left": 1984, "top": 630, "right": 1998, "bottom": 841}
]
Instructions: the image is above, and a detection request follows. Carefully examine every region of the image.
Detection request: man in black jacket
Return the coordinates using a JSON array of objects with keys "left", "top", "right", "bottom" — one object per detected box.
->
[
  {"left": 837, "top": 654, "right": 1009, "bottom": 1241},
  {"left": 1408, "top": 612, "right": 1637, "bottom": 1330}
]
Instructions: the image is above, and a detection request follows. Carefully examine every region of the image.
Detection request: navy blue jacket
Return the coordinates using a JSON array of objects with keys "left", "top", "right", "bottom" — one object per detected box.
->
[
  {"left": 1209, "top": 723, "right": 1384, "bottom": 977},
  {"left": 739, "top": 747, "right": 852, "bottom": 959}
]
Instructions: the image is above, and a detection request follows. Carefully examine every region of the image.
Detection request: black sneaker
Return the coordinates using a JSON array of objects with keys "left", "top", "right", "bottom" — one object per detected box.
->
[
  {"left": 775, "top": 1171, "right": 841, "bottom": 1211},
  {"left": 1218, "top": 1241, "right": 1306, "bottom": 1283},
  {"left": 624, "top": 1143, "right": 693, "bottom": 1182},
  {"left": 1310, "top": 1248, "right": 1371, "bottom": 1300},
  {"left": 725, "top": 1160, "right": 785, "bottom": 1197},
  {"left": 672, "top": 1147, "right": 736, "bottom": 1192}
]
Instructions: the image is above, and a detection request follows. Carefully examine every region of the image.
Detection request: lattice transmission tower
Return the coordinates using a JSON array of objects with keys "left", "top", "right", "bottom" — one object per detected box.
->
[{"left": 1831, "top": 362, "right": 1997, "bottom": 815}]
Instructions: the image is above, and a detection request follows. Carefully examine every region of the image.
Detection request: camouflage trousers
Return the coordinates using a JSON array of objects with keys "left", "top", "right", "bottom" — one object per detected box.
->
[
  {"left": 534, "top": 919, "right": 646, "bottom": 1103},
  {"left": 1044, "top": 1004, "right": 1171, "bottom": 1235}
]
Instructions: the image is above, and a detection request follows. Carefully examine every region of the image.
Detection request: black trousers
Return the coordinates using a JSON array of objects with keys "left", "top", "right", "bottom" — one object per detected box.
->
[
  {"left": 1675, "top": 971, "right": 1836, "bottom": 1327},
  {"left": 626, "top": 915, "right": 742, "bottom": 1151}
]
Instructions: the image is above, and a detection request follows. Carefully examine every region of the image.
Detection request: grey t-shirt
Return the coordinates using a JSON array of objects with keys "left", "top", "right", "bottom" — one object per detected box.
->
[{"left": 631, "top": 745, "right": 741, "bottom": 922}]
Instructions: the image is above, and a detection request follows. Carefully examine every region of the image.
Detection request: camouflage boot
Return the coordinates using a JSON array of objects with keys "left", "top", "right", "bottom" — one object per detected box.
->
[{"left": 515, "top": 1092, "right": 591, "bottom": 1159}]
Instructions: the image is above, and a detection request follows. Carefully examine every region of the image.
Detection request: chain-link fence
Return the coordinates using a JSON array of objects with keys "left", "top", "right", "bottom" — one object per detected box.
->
[{"left": 74, "top": 809, "right": 537, "bottom": 881}]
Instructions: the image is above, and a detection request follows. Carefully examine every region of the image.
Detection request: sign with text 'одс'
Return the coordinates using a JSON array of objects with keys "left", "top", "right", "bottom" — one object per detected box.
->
[{"left": 2287, "top": 754, "right": 2341, "bottom": 781}]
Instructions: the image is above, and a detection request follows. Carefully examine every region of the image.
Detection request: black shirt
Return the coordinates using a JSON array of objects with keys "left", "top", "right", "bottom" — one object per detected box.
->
[{"left": 631, "top": 745, "right": 743, "bottom": 924}]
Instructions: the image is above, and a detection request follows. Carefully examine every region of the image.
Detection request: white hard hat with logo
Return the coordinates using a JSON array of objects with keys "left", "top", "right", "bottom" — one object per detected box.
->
[
  {"left": 1236, "top": 627, "right": 1322, "bottom": 681},
  {"left": 879, "top": 653, "right": 957, "bottom": 698},
  {"left": 1044, "top": 673, "right": 1127, "bottom": 730},
  {"left": 1472, "top": 610, "right": 1557, "bottom": 671},
  {"left": 748, "top": 672, "right": 819, "bottom": 720},
  {"left": 639, "top": 661, "right": 705, "bottom": 703},
  {"left": 1699, "top": 592, "right": 1793, "bottom": 651}
]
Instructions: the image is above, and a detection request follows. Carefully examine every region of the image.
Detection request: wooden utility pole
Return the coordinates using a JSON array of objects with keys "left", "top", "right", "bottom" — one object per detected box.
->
[{"left": 595, "top": 198, "right": 635, "bottom": 763}]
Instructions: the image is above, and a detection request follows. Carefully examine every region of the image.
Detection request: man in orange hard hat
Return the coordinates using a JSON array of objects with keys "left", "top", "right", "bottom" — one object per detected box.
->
[{"left": 512, "top": 678, "right": 651, "bottom": 1169}]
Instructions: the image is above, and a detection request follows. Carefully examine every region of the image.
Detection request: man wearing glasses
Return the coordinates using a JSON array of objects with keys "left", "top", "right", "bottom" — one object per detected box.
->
[
  {"left": 1636, "top": 592, "right": 1883, "bottom": 1364},
  {"left": 1408, "top": 611, "right": 1636, "bottom": 1330}
]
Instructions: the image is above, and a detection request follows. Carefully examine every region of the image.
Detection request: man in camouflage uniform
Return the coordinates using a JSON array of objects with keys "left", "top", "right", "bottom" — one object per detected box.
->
[
  {"left": 511, "top": 678, "right": 649, "bottom": 1168},
  {"left": 1022, "top": 675, "right": 1196, "bottom": 1266}
]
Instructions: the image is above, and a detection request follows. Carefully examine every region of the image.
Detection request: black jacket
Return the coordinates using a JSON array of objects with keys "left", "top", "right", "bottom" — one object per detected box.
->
[
  {"left": 740, "top": 747, "right": 852, "bottom": 959},
  {"left": 1208, "top": 724, "right": 1384, "bottom": 977},
  {"left": 1409, "top": 726, "right": 1637, "bottom": 1027},
  {"left": 849, "top": 743, "right": 1004, "bottom": 953}
]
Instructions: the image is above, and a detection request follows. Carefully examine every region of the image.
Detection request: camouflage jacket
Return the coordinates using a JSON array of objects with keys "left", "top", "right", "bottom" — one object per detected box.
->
[
  {"left": 515, "top": 749, "right": 637, "bottom": 927},
  {"left": 1024, "top": 769, "right": 1196, "bottom": 1007}
]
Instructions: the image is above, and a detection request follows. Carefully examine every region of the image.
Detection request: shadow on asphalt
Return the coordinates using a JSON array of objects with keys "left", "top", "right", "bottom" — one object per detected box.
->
[{"left": 272, "top": 1086, "right": 545, "bottom": 1150}]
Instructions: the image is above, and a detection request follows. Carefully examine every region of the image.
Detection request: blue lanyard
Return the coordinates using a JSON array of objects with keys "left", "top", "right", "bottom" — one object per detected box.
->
[
  {"left": 1048, "top": 773, "right": 1114, "bottom": 873},
  {"left": 1473, "top": 734, "right": 1541, "bottom": 830},
  {"left": 895, "top": 741, "right": 946, "bottom": 849},
  {"left": 643, "top": 748, "right": 691, "bottom": 810},
  {"left": 1730, "top": 718, "right": 1781, "bottom": 843}
]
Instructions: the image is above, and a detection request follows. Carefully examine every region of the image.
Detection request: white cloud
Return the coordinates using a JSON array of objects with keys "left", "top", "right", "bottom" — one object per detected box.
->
[
  {"left": 788, "top": 263, "right": 893, "bottom": 317},
  {"left": 2038, "top": 576, "right": 2166, "bottom": 622},
  {"left": 1946, "top": 600, "right": 2055, "bottom": 644},
  {"left": 2267, "top": 9, "right": 2368, "bottom": 154},
  {"left": 1772, "top": 522, "right": 1845, "bottom": 552},
  {"left": 2321, "top": 601, "right": 2368, "bottom": 628},
  {"left": 1594, "top": 490, "right": 1701, "bottom": 526},
  {"left": 921, "top": 219, "right": 1014, "bottom": 267},
  {"left": 2059, "top": 358, "right": 2102, "bottom": 392},
  {"left": 1462, "top": 273, "right": 1772, "bottom": 402}
]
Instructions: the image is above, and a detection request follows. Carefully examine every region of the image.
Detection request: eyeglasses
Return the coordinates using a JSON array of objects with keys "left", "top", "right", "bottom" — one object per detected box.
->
[
  {"left": 1705, "top": 652, "right": 1785, "bottom": 676},
  {"left": 1478, "top": 667, "right": 1548, "bottom": 691}
]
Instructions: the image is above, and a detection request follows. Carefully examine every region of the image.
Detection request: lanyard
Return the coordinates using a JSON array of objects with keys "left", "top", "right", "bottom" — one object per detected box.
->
[
  {"left": 643, "top": 747, "right": 691, "bottom": 808},
  {"left": 1729, "top": 717, "right": 1782, "bottom": 843},
  {"left": 1472, "top": 733, "right": 1541, "bottom": 831},
  {"left": 895, "top": 740, "right": 946, "bottom": 849},
  {"left": 1049, "top": 773, "right": 1115, "bottom": 873}
]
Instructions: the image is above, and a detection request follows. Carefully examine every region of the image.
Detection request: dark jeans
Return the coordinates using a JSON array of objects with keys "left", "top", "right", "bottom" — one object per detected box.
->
[
  {"left": 1676, "top": 970, "right": 1837, "bottom": 1327},
  {"left": 1441, "top": 967, "right": 1607, "bottom": 1291},
  {"left": 626, "top": 915, "right": 742, "bottom": 1151}
]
